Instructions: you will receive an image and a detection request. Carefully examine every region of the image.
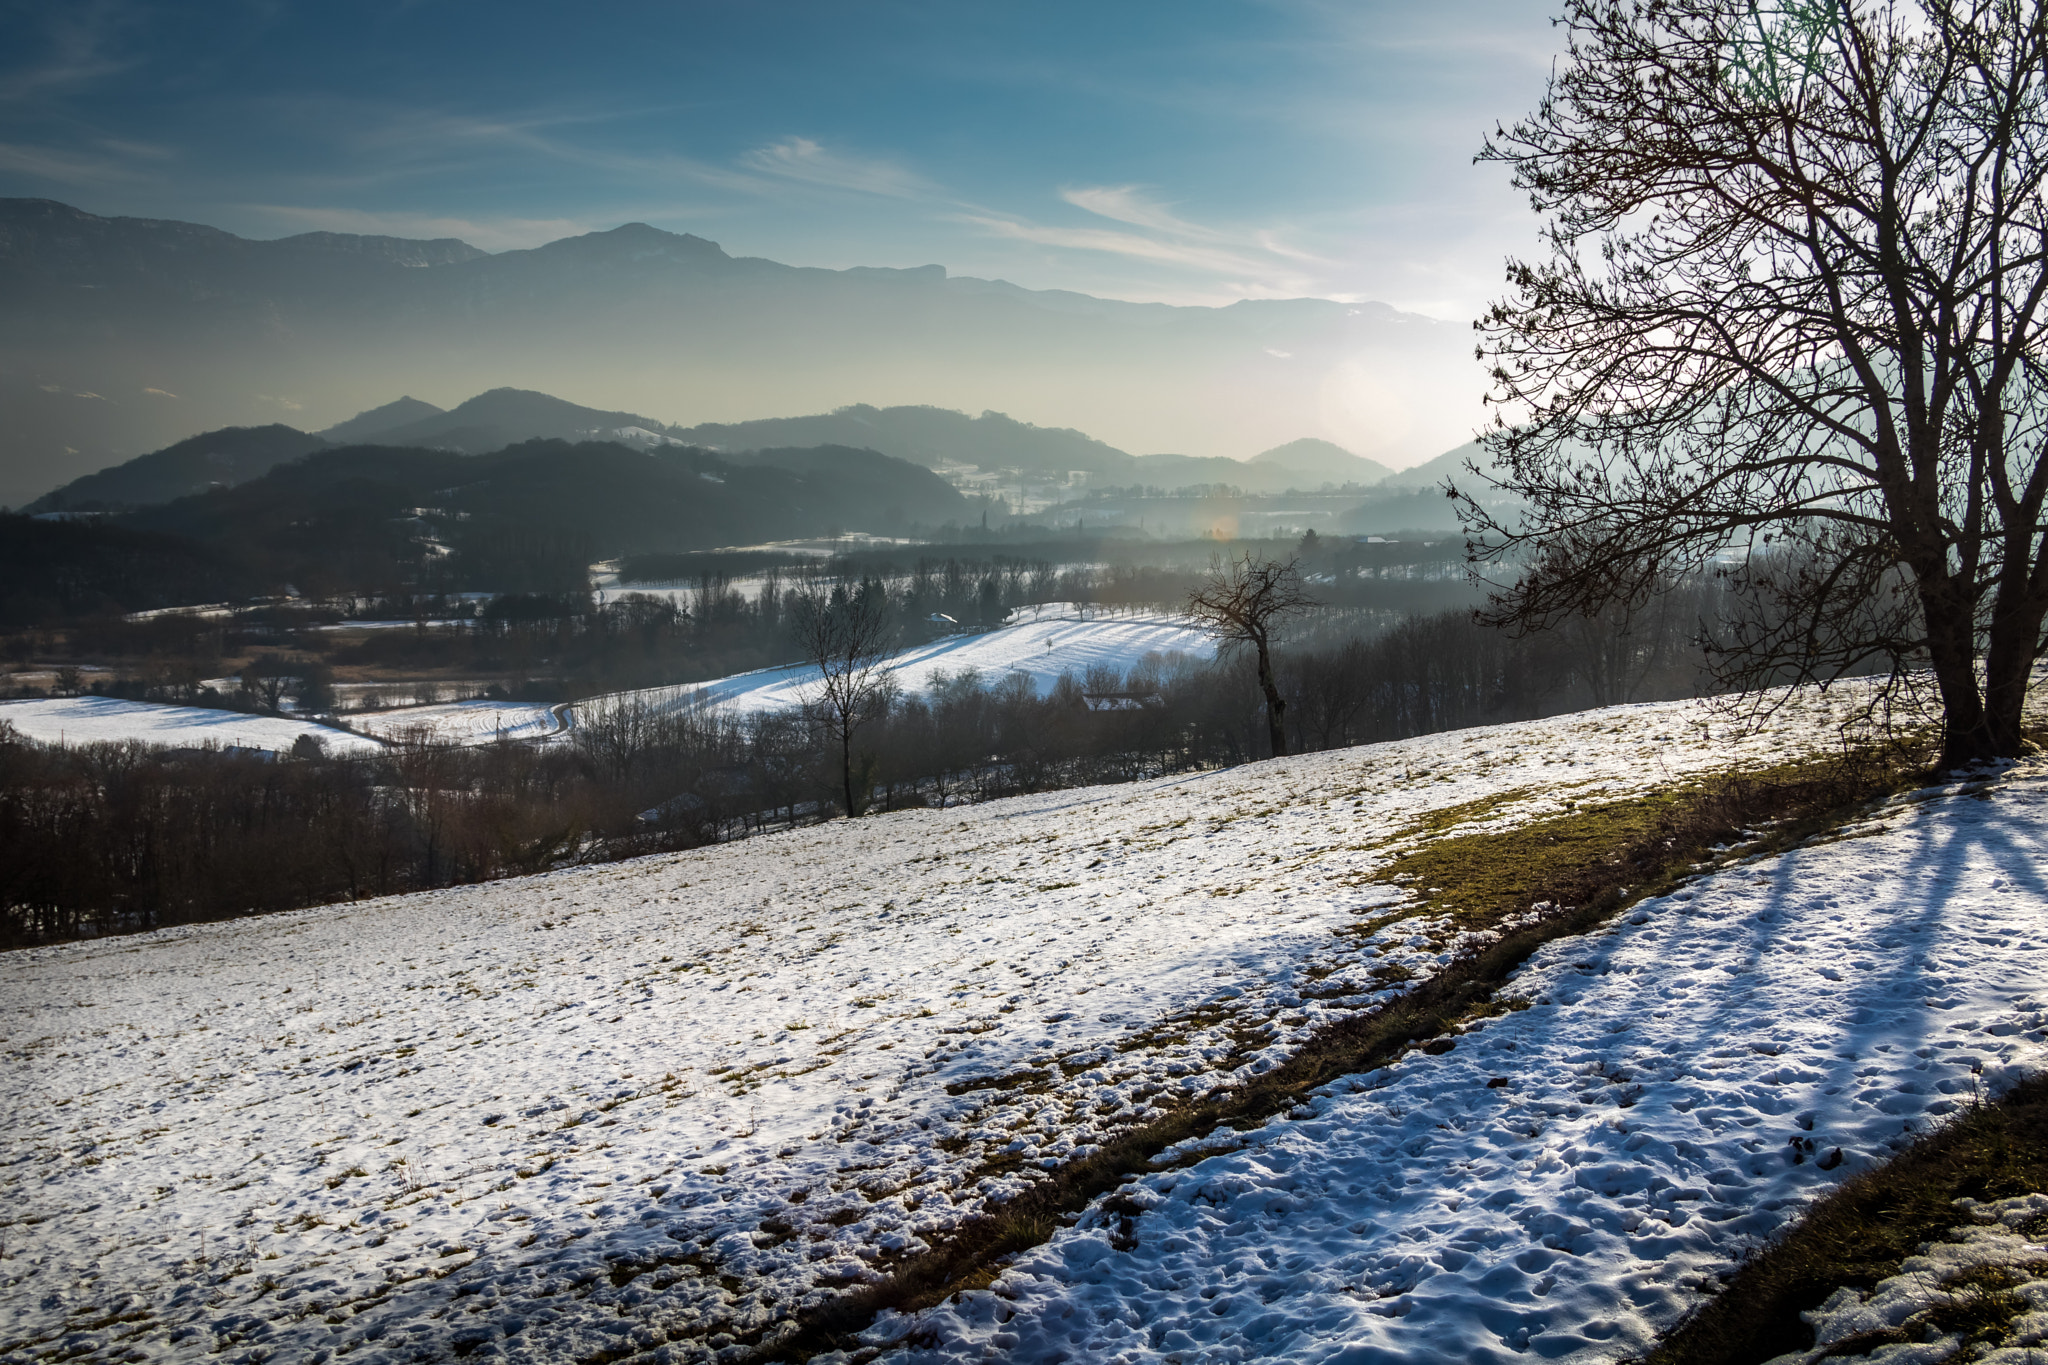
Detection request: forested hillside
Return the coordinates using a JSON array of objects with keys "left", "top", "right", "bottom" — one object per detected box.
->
[{"left": 82, "top": 438, "right": 965, "bottom": 598}]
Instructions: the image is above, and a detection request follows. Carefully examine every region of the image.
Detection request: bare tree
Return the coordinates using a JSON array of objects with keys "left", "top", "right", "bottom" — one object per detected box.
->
[
  {"left": 1564, "top": 587, "right": 1683, "bottom": 709},
  {"left": 1186, "top": 553, "right": 1315, "bottom": 758},
  {"left": 1462, "top": 0, "right": 2048, "bottom": 768},
  {"left": 789, "top": 575, "right": 899, "bottom": 815}
]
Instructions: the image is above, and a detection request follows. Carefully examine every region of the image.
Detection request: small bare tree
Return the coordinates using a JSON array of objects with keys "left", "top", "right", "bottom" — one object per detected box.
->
[
  {"left": 789, "top": 575, "right": 899, "bottom": 816},
  {"left": 1186, "top": 553, "right": 1316, "bottom": 758}
]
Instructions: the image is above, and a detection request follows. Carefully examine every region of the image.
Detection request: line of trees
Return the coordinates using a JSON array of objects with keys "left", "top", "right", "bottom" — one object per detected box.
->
[{"left": 1, "top": 581, "right": 1741, "bottom": 948}]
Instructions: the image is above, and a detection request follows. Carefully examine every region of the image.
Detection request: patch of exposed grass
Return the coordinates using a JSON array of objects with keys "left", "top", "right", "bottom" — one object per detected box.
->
[
  {"left": 1379, "top": 749, "right": 1925, "bottom": 931},
  {"left": 732, "top": 745, "right": 1925, "bottom": 1365},
  {"left": 1389, "top": 786, "right": 1543, "bottom": 839},
  {"left": 1378, "top": 789, "right": 1691, "bottom": 928},
  {"left": 1637, "top": 1076, "right": 2048, "bottom": 1365},
  {"left": 944, "top": 1068, "right": 1052, "bottom": 1097}
]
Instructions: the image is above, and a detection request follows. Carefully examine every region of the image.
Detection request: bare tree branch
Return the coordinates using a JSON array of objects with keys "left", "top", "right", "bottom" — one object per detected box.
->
[
  {"left": 1186, "top": 554, "right": 1317, "bottom": 758},
  {"left": 1464, "top": 0, "right": 2048, "bottom": 766},
  {"left": 789, "top": 575, "right": 899, "bottom": 816}
]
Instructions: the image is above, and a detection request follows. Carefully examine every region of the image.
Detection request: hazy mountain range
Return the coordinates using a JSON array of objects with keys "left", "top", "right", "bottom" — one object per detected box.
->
[
  {"left": 27, "top": 388, "right": 1477, "bottom": 516},
  {"left": 0, "top": 198, "right": 1485, "bottom": 508},
  {"left": 8, "top": 382, "right": 1505, "bottom": 614}
]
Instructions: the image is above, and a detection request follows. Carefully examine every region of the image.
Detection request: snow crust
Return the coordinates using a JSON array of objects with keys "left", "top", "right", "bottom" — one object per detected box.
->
[
  {"left": 0, "top": 696, "right": 382, "bottom": 755},
  {"left": 1766, "top": 1192, "right": 2048, "bottom": 1364},
  {"left": 890, "top": 763, "right": 2048, "bottom": 1364},
  {"left": 3, "top": 683, "right": 2039, "bottom": 1365},
  {"left": 580, "top": 603, "right": 1215, "bottom": 722},
  {"left": 349, "top": 700, "right": 564, "bottom": 746}
]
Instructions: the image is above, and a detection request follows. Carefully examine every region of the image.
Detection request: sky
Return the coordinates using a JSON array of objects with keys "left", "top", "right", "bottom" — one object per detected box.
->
[{"left": 0, "top": 0, "right": 1564, "bottom": 319}]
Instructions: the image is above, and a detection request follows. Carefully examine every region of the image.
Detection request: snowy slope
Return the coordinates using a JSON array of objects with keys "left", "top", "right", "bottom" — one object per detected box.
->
[
  {"left": 350, "top": 700, "right": 564, "bottom": 745},
  {"left": 1, "top": 684, "right": 2036, "bottom": 1365},
  {"left": 897, "top": 765, "right": 2048, "bottom": 1364},
  {"left": 0, "top": 696, "right": 383, "bottom": 755},
  {"left": 578, "top": 603, "right": 1214, "bottom": 723}
]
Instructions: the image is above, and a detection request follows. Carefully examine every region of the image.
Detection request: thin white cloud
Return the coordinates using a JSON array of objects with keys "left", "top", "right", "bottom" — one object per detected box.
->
[
  {"left": 96, "top": 136, "right": 177, "bottom": 162},
  {"left": 0, "top": 1, "right": 136, "bottom": 104},
  {"left": 1253, "top": 229, "right": 1335, "bottom": 266},
  {"left": 1057, "top": 185, "right": 1222, "bottom": 240},
  {"left": 281, "top": 100, "right": 777, "bottom": 200},
  {"left": 962, "top": 184, "right": 1343, "bottom": 302},
  {"left": 960, "top": 213, "right": 1282, "bottom": 280},
  {"left": 0, "top": 139, "right": 153, "bottom": 186},
  {"left": 741, "top": 138, "right": 932, "bottom": 199}
]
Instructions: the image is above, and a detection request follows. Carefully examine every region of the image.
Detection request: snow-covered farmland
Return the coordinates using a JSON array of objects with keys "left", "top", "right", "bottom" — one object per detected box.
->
[
  {"left": 4, "top": 685, "right": 2045, "bottom": 1365},
  {"left": 0, "top": 610, "right": 1204, "bottom": 759},
  {"left": 0, "top": 696, "right": 382, "bottom": 756},
  {"left": 579, "top": 603, "right": 1214, "bottom": 723},
  {"left": 349, "top": 700, "right": 565, "bottom": 746}
]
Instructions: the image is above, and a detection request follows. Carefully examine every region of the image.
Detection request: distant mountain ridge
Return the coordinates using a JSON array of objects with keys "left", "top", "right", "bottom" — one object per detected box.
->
[
  {"left": 27, "top": 425, "right": 331, "bottom": 512},
  {"left": 28, "top": 387, "right": 1484, "bottom": 515},
  {"left": 340, "top": 389, "right": 668, "bottom": 454},
  {"left": 674, "top": 405, "right": 1414, "bottom": 492},
  {"left": 1250, "top": 438, "right": 1396, "bottom": 485},
  {"left": 675, "top": 405, "right": 1128, "bottom": 475},
  {"left": 0, "top": 198, "right": 1483, "bottom": 508},
  {"left": 96, "top": 437, "right": 970, "bottom": 599},
  {"left": 1379, "top": 440, "right": 1486, "bottom": 490},
  {"left": 320, "top": 396, "right": 443, "bottom": 444}
]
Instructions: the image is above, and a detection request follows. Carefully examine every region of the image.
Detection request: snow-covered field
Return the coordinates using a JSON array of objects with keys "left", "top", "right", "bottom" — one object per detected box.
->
[
  {"left": 903, "top": 765, "right": 2048, "bottom": 1364},
  {"left": 0, "top": 697, "right": 383, "bottom": 756},
  {"left": 0, "top": 610, "right": 1202, "bottom": 760},
  {"left": 349, "top": 700, "right": 565, "bottom": 746},
  {"left": 579, "top": 603, "right": 1214, "bottom": 723},
  {"left": 4, "top": 685, "right": 2044, "bottom": 1365}
]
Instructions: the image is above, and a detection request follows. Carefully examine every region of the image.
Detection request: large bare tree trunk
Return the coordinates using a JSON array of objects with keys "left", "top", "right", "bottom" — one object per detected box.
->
[
  {"left": 1254, "top": 637, "right": 1288, "bottom": 759},
  {"left": 841, "top": 727, "right": 859, "bottom": 818}
]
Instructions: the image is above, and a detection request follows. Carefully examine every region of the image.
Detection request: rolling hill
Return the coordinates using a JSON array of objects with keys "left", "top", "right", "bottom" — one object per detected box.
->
[
  {"left": 27, "top": 389, "right": 1486, "bottom": 523},
  {"left": 23, "top": 424, "right": 330, "bottom": 513},
  {"left": 1249, "top": 436, "right": 1396, "bottom": 484},
  {"left": 110, "top": 436, "right": 969, "bottom": 596},
  {"left": 334, "top": 388, "right": 671, "bottom": 454},
  {"left": 30, "top": 390, "right": 689, "bottom": 514},
  {"left": 318, "top": 396, "right": 445, "bottom": 444},
  {"left": 0, "top": 513, "right": 260, "bottom": 626},
  {"left": 676, "top": 405, "right": 1414, "bottom": 492}
]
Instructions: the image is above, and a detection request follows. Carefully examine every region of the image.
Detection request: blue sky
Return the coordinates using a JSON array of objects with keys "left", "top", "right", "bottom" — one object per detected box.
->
[{"left": 0, "top": 0, "right": 1562, "bottom": 316}]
